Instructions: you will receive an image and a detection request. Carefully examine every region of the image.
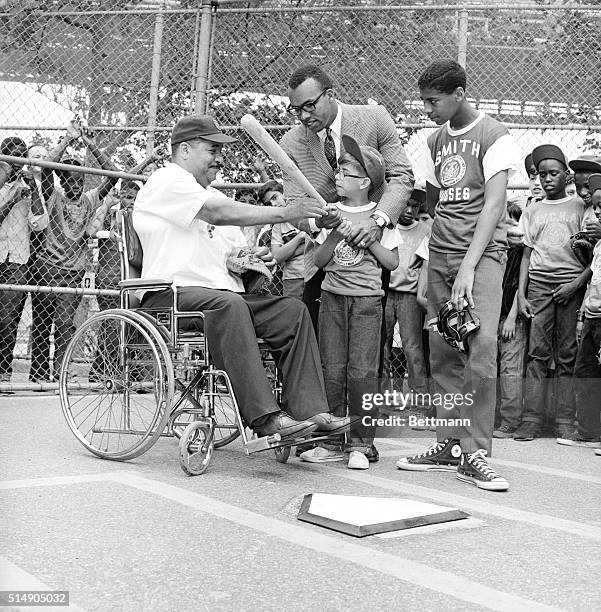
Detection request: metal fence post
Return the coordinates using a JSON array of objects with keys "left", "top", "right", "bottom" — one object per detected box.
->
[
  {"left": 194, "top": 0, "right": 214, "bottom": 114},
  {"left": 457, "top": 7, "right": 469, "bottom": 69},
  {"left": 146, "top": 2, "right": 165, "bottom": 155}
]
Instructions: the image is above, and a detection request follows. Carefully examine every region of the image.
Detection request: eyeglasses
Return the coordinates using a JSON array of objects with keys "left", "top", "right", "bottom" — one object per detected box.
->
[
  {"left": 335, "top": 167, "right": 366, "bottom": 179},
  {"left": 287, "top": 89, "right": 329, "bottom": 117}
]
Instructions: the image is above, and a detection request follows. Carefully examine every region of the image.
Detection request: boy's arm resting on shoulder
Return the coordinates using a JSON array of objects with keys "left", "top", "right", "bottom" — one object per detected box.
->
[
  {"left": 368, "top": 241, "right": 399, "bottom": 270},
  {"left": 451, "top": 170, "right": 508, "bottom": 308},
  {"left": 313, "top": 230, "right": 342, "bottom": 268}
]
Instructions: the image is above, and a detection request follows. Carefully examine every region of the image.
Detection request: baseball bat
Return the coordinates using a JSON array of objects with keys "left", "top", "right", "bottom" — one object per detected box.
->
[{"left": 240, "top": 114, "right": 328, "bottom": 208}]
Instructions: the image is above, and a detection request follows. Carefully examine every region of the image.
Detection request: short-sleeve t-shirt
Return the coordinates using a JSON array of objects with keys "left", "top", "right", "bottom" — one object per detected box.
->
[
  {"left": 38, "top": 187, "right": 99, "bottom": 271},
  {"left": 315, "top": 201, "right": 401, "bottom": 297},
  {"left": 271, "top": 222, "right": 304, "bottom": 280},
  {"left": 389, "top": 221, "right": 431, "bottom": 293},
  {"left": 423, "top": 112, "right": 519, "bottom": 254},
  {"left": 133, "top": 163, "right": 246, "bottom": 292},
  {"left": 522, "top": 195, "right": 585, "bottom": 283}
]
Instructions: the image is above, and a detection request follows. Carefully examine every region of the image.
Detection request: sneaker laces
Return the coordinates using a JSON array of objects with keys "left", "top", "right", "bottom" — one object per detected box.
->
[
  {"left": 466, "top": 449, "right": 501, "bottom": 479},
  {"left": 417, "top": 439, "right": 450, "bottom": 458}
]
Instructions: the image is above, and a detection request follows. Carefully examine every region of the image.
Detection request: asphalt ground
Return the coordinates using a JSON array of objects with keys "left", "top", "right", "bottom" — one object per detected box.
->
[{"left": 1, "top": 395, "right": 600, "bottom": 612}]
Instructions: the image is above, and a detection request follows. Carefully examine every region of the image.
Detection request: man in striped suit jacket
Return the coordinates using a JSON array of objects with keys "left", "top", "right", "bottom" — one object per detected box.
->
[{"left": 280, "top": 64, "right": 414, "bottom": 330}]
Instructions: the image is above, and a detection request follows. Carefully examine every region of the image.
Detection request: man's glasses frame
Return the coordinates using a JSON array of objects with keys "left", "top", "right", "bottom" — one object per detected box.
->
[{"left": 287, "top": 89, "right": 329, "bottom": 117}]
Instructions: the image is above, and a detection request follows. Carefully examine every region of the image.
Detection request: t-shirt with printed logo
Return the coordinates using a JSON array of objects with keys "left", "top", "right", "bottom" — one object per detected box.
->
[
  {"left": 315, "top": 201, "right": 401, "bottom": 297},
  {"left": 423, "top": 111, "right": 519, "bottom": 254}
]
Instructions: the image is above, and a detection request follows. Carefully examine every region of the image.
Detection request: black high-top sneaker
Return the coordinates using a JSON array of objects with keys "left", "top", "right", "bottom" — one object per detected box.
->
[
  {"left": 456, "top": 449, "right": 509, "bottom": 491},
  {"left": 396, "top": 438, "right": 461, "bottom": 471}
]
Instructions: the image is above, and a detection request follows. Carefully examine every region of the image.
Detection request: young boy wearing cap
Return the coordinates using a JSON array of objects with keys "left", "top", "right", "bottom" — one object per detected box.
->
[
  {"left": 558, "top": 174, "right": 601, "bottom": 452},
  {"left": 382, "top": 186, "right": 430, "bottom": 397},
  {"left": 569, "top": 154, "right": 601, "bottom": 241},
  {"left": 396, "top": 60, "right": 519, "bottom": 492},
  {"left": 300, "top": 135, "right": 400, "bottom": 470},
  {"left": 515, "top": 144, "right": 591, "bottom": 441},
  {"left": 259, "top": 180, "right": 306, "bottom": 300}
]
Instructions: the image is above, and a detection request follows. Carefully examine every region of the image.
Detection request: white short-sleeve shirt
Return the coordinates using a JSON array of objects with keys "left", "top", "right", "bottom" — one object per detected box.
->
[{"left": 133, "top": 163, "right": 245, "bottom": 292}]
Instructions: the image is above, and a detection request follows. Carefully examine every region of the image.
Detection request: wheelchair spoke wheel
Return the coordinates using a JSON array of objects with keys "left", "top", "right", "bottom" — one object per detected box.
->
[
  {"left": 60, "top": 310, "right": 174, "bottom": 461},
  {"left": 179, "top": 421, "right": 214, "bottom": 476},
  {"left": 210, "top": 386, "right": 240, "bottom": 449}
]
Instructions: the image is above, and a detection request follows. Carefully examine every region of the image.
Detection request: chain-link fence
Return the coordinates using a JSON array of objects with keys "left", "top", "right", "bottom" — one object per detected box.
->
[{"left": 1, "top": 1, "right": 600, "bottom": 389}]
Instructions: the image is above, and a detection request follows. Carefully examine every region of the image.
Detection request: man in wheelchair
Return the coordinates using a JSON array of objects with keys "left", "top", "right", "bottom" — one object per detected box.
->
[{"left": 133, "top": 115, "right": 349, "bottom": 440}]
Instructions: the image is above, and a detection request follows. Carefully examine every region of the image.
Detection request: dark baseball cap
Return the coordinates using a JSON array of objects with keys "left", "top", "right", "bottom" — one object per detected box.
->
[
  {"left": 588, "top": 173, "right": 601, "bottom": 194},
  {"left": 568, "top": 154, "right": 601, "bottom": 174},
  {"left": 171, "top": 115, "right": 237, "bottom": 146},
  {"left": 531, "top": 144, "right": 568, "bottom": 170},
  {"left": 341, "top": 134, "right": 385, "bottom": 191}
]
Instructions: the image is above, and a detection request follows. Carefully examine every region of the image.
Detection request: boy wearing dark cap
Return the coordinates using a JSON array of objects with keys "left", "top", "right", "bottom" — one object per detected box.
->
[
  {"left": 301, "top": 136, "right": 400, "bottom": 470},
  {"left": 569, "top": 154, "right": 601, "bottom": 241},
  {"left": 515, "top": 144, "right": 591, "bottom": 441},
  {"left": 396, "top": 60, "right": 519, "bottom": 492},
  {"left": 558, "top": 173, "right": 601, "bottom": 452}
]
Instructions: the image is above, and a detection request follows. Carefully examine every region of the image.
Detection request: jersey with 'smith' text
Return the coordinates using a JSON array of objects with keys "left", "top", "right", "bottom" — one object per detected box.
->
[{"left": 424, "top": 112, "right": 516, "bottom": 254}]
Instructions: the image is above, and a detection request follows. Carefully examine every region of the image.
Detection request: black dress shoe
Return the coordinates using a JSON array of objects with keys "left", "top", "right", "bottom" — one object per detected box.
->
[
  {"left": 308, "top": 413, "right": 350, "bottom": 434},
  {"left": 253, "top": 411, "right": 318, "bottom": 439}
]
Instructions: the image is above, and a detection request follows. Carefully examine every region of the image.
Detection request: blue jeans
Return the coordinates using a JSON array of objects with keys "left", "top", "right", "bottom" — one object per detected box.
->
[
  {"left": 573, "top": 318, "right": 601, "bottom": 438},
  {"left": 428, "top": 250, "right": 506, "bottom": 454},
  {"left": 383, "top": 290, "right": 428, "bottom": 393},
  {"left": 497, "top": 315, "right": 528, "bottom": 428},
  {"left": 319, "top": 291, "right": 382, "bottom": 453},
  {"left": 522, "top": 279, "right": 585, "bottom": 426}
]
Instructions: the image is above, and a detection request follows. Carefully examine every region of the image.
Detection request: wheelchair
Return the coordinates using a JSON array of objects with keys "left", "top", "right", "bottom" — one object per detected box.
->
[{"left": 59, "top": 208, "right": 319, "bottom": 475}]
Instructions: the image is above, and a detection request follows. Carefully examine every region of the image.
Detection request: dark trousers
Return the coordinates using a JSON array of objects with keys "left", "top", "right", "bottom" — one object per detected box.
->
[
  {"left": 142, "top": 287, "right": 329, "bottom": 426},
  {"left": 0, "top": 260, "right": 27, "bottom": 376},
  {"left": 574, "top": 318, "right": 601, "bottom": 438},
  {"left": 428, "top": 250, "right": 506, "bottom": 454},
  {"left": 303, "top": 268, "right": 325, "bottom": 334},
  {"left": 318, "top": 291, "right": 382, "bottom": 452},
  {"left": 30, "top": 259, "right": 83, "bottom": 381},
  {"left": 522, "top": 279, "right": 585, "bottom": 426}
]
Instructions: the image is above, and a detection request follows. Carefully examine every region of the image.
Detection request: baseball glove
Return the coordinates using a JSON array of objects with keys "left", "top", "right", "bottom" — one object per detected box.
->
[
  {"left": 226, "top": 246, "right": 273, "bottom": 294},
  {"left": 569, "top": 232, "right": 595, "bottom": 267}
]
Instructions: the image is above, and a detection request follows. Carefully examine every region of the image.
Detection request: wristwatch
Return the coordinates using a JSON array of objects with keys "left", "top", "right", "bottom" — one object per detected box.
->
[{"left": 370, "top": 213, "right": 387, "bottom": 229}]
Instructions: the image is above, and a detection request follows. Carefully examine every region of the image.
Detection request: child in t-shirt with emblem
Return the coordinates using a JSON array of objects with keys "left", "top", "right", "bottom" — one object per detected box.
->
[
  {"left": 396, "top": 59, "right": 519, "bottom": 492},
  {"left": 515, "top": 144, "right": 591, "bottom": 442},
  {"left": 300, "top": 135, "right": 400, "bottom": 470}
]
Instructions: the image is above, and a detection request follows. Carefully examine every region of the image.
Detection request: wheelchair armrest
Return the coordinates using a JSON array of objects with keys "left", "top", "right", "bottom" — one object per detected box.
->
[{"left": 119, "top": 278, "right": 173, "bottom": 290}]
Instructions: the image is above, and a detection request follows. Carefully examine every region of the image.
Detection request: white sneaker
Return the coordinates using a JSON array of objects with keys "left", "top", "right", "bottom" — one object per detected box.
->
[
  {"left": 299, "top": 446, "right": 344, "bottom": 463},
  {"left": 347, "top": 451, "right": 369, "bottom": 470}
]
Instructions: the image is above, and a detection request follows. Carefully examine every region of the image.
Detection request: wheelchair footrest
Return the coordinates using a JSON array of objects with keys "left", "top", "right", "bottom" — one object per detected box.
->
[{"left": 245, "top": 433, "right": 282, "bottom": 454}]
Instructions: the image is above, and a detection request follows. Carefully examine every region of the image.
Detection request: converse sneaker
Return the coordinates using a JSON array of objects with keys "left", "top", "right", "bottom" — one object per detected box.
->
[
  {"left": 456, "top": 449, "right": 509, "bottom": 491},
  {"left": 396, "top": 438, "right": 461, "bottom": 471},
  {"left": 556, "top": 431, "right": 601, "bottom": 448}
]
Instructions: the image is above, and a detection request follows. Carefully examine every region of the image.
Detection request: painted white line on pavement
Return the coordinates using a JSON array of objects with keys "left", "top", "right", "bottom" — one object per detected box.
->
[
  {"left": 0, "top": 474, "right": 108, "bottom": 490},
  {"left": 0, "top": 557, "right": 86, "bottom": 611},
  {"left": 109, "top": 471, "right": 559, "bottom": 612},
  {"left": 376, "top": 439, "right": 601, "bottom": 485},
  {"left": 336, "top": 470, "right": 601, "bottom": 542},
  {"left": 374, "top": 517, "right": 486, "bottom": 539}
]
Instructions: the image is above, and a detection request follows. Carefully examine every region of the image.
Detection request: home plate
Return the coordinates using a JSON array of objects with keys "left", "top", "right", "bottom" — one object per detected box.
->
[{"left": 297, "top": 493, "right": 469, "bottom": 537}]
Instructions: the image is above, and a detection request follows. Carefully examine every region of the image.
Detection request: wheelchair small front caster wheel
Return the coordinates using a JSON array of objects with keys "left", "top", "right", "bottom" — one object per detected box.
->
[
  {"left": 179, "top": 421, "right": 213, "bottom": 476},
  {"left": 274, "top": 445, "right": 290, "bottom": 464}
]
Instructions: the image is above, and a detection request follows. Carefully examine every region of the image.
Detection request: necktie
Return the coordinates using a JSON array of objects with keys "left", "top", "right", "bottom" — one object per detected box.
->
[{"left": 324, "top": 127, "right": 337, "bottom": 169}]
